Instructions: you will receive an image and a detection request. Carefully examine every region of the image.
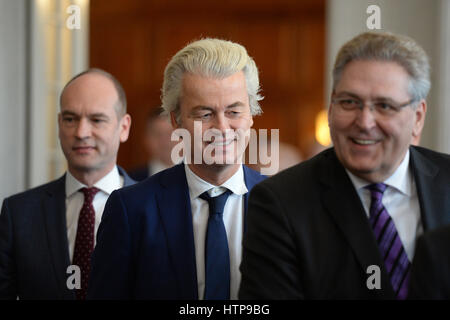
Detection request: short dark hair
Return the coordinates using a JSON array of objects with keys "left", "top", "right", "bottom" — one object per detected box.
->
[{"left": 60, "top": 68, "right": 127, "bottom": 117}]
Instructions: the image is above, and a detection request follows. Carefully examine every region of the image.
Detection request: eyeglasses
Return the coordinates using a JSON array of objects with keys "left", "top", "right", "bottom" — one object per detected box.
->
[{"left": 331, "top": 96, "right": 416, "bottom": 117}]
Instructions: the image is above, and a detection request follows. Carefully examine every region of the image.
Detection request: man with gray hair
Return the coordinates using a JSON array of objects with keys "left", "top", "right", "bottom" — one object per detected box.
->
[
  {"left": 88, "top": 38, "right": 265, "bottom": 299},
  {"left": 239, "top": 31, "right": 450, "bottom": 300}
]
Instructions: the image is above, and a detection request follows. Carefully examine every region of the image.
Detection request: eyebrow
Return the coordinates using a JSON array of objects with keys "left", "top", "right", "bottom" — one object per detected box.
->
[
  {"left": 334, "top": 91, "right": 398, "bottom": 103},
  {"left": 61, "top": 111, "right": 109, "bottom": 118},
  {"left": 333, "top": 91, "right": 361, "bottom": 99},
  {"left": 191, "top": 102, "right": 246, "bottom": 112}
]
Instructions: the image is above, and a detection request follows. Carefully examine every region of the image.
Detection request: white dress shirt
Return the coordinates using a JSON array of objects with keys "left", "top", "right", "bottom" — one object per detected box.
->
[
  {"left": 65, "top": 166, "right": 124, "bottom": 262},
  {"left": 346, "top": 149, "right": 423, "bottom": 261},
  {"left": 184, "top": 163, "right": 247, "bottom": 300}
]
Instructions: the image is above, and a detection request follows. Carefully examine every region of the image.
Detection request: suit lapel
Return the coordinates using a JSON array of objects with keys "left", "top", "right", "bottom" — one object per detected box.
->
[
  {"left": 118, "top": 166, "right": 137, "bottom": 186},
  {"left": 320, "top": 151, "right": 395, "bottom": 298},
  {"left": 41, "top": 175, "right": 74, "bottom": 299},
  {"left": 157, "top": 164, "right": 198, "bottom": 299},
  {"left": 409, "top": 147, "right": 445, "bottom": 230},
  {"left": 242, "top": 165, "right": 263, "bottom": 233}
]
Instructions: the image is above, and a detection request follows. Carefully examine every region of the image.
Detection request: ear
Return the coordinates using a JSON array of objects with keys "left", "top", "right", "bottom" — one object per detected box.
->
[
  {"left": 327, "top": 92, "right": 336, "bottom": 126},
  {"left": 57, "top": 113, "right": 63, "bottom": 134},
  {"left": 170, "top": 112, "right": 179, "bottom": 128},
  {"left": 412, "top": 100, "right": 427, "bottom": 141},
  {"left": 327, "top": 102, "right": 334, "bottom": 128},
  {"left": 119, "top": 113, "right": 132, "bottom": 143}
]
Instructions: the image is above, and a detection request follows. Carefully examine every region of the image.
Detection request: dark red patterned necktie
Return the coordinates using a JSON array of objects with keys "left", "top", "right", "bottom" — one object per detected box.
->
[{"left": 72, "top": 187, "right": 100, "bottom": 300}]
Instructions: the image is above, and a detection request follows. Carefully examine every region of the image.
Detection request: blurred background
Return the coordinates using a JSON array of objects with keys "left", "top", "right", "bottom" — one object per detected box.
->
[{"left": 1, "top": 0, "right": 449, "bottom": 200}]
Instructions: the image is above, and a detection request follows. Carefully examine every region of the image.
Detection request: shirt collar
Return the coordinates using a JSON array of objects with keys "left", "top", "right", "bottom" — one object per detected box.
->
[
  {"left": 346, "top": 149, "right": 412, "bottom": 196},
  {"left": 65, "top": 165, "right": 123, "bottom": 198},
  {"left": 184, "top": 163, "right": 248, "bottom": 200}
]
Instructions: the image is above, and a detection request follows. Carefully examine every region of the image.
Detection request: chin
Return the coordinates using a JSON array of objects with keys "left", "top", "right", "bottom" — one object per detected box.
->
[{"left": 344, "top": 158, "right": 378, "bottom": 173}]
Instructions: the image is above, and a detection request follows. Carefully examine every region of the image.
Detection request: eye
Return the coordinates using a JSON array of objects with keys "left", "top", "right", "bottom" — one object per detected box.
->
[
  {"left": 227, "top": 111, "right": 240, "bottom": 117},
  {"left": 62, "top": 116, "right": 75, "bottom": 123},
  {"left": 338, "top": 98, "right": 359, "bottom": 109},
  {"left": 91, "top": 116, "right": 108, "bottom": 124},
  {"left": 198, "top": 113, "right": 212, "bottom": 120},
  {"left": 374, "top": 102, "right": 395, "bottom": 111}
]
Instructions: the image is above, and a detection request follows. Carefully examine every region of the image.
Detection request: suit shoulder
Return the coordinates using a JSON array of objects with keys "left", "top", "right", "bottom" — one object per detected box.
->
[
  {"left": 2, "top": 177, "right": 64, "bottom": 205},
  {"left": 411, "top": 146, "right": 450, "bottom": 176},
  {"left": 243, "top": 165, "right": 266, "bottom": 183},
  {"left": 412, "top": 145, "right": 450, "bottom": 161},
  {"left": 257, "top": 147, "right": 334, "bottom": 191},
  {"left": 112, "top": 165, "right": 182, "bottom": 200}
]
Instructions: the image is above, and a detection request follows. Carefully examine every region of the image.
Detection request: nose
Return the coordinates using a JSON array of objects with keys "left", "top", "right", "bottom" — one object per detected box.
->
[
  {"left": 354, "top": 104, "right": 377, "bottom": 130},
  {"left": 213, "top": 113, "right": 231, "bottom": 133},
  {"left": 75, "top": 118, "right": 92, "bottom": 139}
]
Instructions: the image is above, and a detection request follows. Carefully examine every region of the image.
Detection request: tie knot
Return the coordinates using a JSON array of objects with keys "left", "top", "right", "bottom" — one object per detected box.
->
[
  {"left": 80, "top": 187, "right": 100, "bottom": 203},
  {"left": 200, "top": 189, "right": 232, "bottom": 215},
  {"left": 366, "top": 183, "right": 387, "bottom": 200}
]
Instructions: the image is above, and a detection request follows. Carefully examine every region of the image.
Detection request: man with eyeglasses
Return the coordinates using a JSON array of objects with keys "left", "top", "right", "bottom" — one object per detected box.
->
[{"left": 239, "top": 32, "right": 450, "bottom": 300}]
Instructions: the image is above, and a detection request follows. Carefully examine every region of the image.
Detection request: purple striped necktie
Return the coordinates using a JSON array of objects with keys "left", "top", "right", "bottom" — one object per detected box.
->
[{"left": 366, "top": 183, "right": 411, "bottom": 300}]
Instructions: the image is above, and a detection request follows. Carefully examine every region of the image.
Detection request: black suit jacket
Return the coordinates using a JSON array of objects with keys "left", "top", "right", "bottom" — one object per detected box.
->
[
  {"left": 239, "top": 146, "right": 450, "bottom": 299},
  {"left": 128, "top": 165, "right": 149, "bottom": 182},
  {"left": 0, "top": 167, "right": 135, "bottom": 300},
  {"left": 408, "top": 225, "right": 450, "bottom": 299}
]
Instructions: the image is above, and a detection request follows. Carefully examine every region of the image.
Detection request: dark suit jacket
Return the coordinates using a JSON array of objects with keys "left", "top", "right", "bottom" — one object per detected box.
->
[
  {"left": 408, "top": 225, "right": 450, "bottom": 299},
  {"left": 239, "top": 146, "right": 450, "bottom": 299},
  {"left": 0, "top": 167, "right": 135, "bottom": 300},
  {"left": 87, "top": 164, "right": 265, "bottom": 299},
  {"left": 128, "top": 165, "right": 150, "bottom": 182}
]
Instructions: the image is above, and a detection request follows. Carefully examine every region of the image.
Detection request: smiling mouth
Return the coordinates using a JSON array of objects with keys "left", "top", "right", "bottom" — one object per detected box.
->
[
  {"left": 351, "top": 138, "right": 378, "bottom": 145},
  {"left": 73, "top": 146, "right": 95, "bottom": 151},
  {"left": 208, "top": 139, "right": 235, "bottom": 146}
]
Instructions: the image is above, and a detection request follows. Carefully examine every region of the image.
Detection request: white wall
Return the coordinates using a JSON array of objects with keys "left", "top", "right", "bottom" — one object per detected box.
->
[
  {"left": 326, "top": 0, "right": 449, "bottom": 153},
  {"left": 0, "top": 0, "right": 89, "bottom": 201},
  {"left": 0, "top": 0, "right": 27, "bottom": 200}
]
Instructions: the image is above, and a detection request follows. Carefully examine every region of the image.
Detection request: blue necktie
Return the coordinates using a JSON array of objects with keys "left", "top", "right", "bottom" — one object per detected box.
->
[{"left": 199, "top": 189, "right": 232, "bottom": 300}]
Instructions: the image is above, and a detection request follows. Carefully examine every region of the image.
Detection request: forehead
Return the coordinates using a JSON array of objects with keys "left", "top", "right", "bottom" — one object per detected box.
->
[
  {"left": 61, "top": 73, "right": 118, "bottom": 114},
  {"left": 335, "top": 60, "right": 411, "bottom": 100},
  {"left": 180, "top": 71, "right": 248, "bottom": 107}
]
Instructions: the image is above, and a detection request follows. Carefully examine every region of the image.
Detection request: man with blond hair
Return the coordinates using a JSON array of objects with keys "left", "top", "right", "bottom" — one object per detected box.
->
[
  {"left": 88, "top": 39, "right": 265, "bottom": 299},
  {"left": 239, "top": 32, "right": 450, "bottom": 300}
]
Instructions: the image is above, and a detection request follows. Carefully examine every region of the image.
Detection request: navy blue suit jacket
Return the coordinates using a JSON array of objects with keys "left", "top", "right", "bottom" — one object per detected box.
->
[
  {"left": 88, "top": 164, "right": 266, "bottom": 299},
  {"left": 0, "top": 167, "right": 135, "bottom": 300}
]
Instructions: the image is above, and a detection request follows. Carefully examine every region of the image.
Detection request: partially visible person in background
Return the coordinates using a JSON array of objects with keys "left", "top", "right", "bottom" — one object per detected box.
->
[
  {"left": 129, "top": 108, "right": 175, "bottom": 181},
  {"left": 248, "top": 139, "right": 303, "bottom": 175}
]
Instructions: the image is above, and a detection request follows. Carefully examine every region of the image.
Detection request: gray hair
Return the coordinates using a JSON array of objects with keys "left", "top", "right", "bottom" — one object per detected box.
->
[
  {"left": 60, "top": 68, "right": 127, "bottom": 117},
  {"left": 161, "top": 38, "right": 263, "bottom": 123},
  {"left": 332, "top": 32, "right": 431, "bottom": 104}
]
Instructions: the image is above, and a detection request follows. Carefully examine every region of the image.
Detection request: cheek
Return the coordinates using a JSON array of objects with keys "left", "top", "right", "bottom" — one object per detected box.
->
[
  {"left": 329, "top": 115, "right": 350, "bottom": 137},
  {"left": 58, "top": 129, "right": 71, "bottom": 142},
  {"left": 231, "top": 117, "right": 252, "bottom": 130},
  {"left": 381, "top": 118, "right": 411, "bottom": 144}
]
